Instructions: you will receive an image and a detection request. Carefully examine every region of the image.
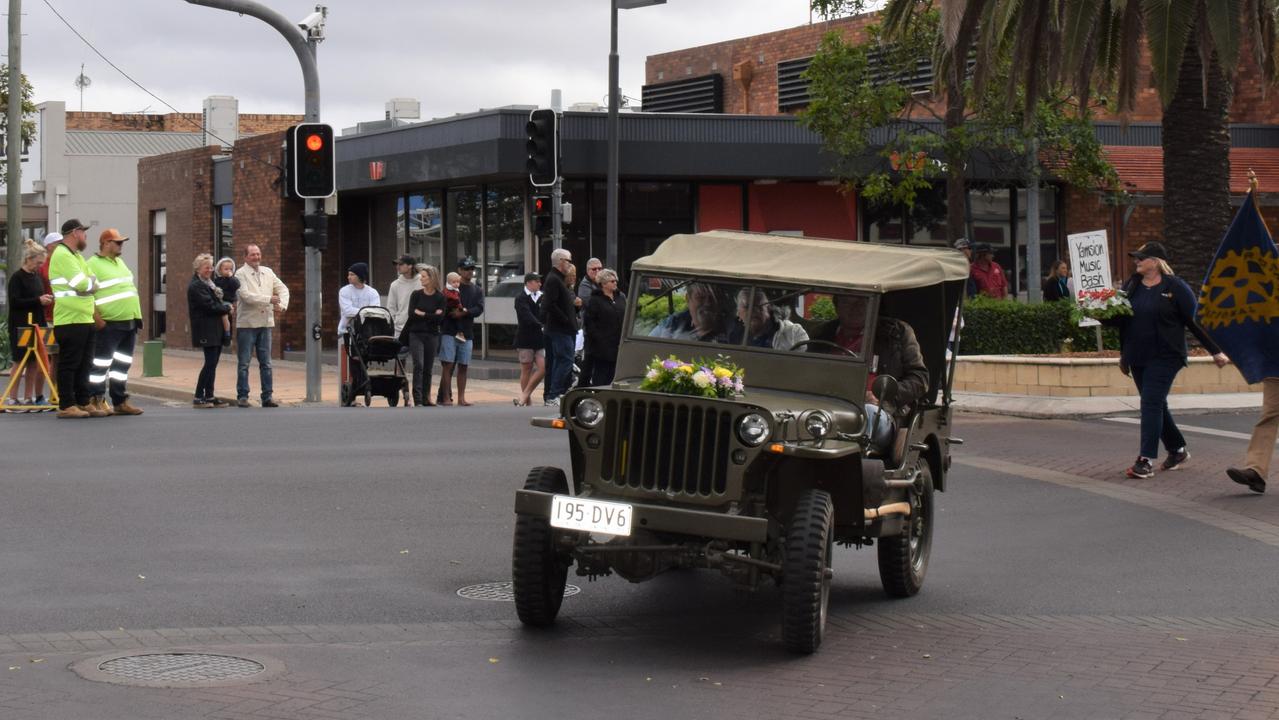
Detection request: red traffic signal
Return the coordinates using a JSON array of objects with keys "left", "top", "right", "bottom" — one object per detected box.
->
[
  {"left": 287, "top": 123, "right": 335, "bottom": 199},
  {"left": 532, "top": 195, "right": 551, "bottom": 217},
  {"left": 306, "top": 133, "right": 324, "bottom": 152}
]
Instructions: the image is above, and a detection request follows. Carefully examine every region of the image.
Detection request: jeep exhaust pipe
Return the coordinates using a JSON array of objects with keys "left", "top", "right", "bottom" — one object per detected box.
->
[{"left": 865, "top": 502, "right": 912, "bottom": 520}]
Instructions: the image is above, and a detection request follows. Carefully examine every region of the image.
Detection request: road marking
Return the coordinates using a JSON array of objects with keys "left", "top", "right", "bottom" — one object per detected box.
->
[
  {"left": 955, "top": 456, "right": 1279, "bottom": 548},
  {"left": 1103, "top": 416, "right": 1254, "bottom": 441}
]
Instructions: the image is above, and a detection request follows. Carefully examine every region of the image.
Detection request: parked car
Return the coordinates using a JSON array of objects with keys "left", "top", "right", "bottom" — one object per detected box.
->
[{"left": 511, "top": 230, "right": 969, "bottom": 653}]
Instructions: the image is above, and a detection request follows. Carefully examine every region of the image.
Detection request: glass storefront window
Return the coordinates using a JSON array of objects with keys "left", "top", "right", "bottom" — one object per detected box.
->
[
  {"left": 407, "top": 191, "right": 443, "bottom": 270},
  {"left": 862, "top": 185, "right": 947, "bottom": 246},
  {"left": 216, "top": 204, "right": 233, "bottom": 261},
  {"left": 1016, "top": 186, "right": 1060, "bottom": 293},
  {"left": 484, "top": 184, "right": 525, "bottom": 292},
  {"left": 447, "top": 188, "right": 482, "bottom": 271}
]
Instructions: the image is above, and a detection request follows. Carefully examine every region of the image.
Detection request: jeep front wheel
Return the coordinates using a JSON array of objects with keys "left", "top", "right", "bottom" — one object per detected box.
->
[
  {"left": 512, "top": 466, "right": 571, "bottom": 627},
  {"left": 782, "top": 488, "right": 834, "bottom": 654},
  {"left": 877, "top": 459, "right": 934, "bottom": 598}
]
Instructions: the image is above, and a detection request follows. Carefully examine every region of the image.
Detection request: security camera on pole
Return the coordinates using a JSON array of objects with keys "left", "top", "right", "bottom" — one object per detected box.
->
[{"left": 185, "top": 1, "right": 330, "bottom": 403}]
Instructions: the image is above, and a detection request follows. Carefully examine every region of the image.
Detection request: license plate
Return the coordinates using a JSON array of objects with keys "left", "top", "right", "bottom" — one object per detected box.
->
[{"left": 549, "top": 495, "right": 633, "bottom": 537}]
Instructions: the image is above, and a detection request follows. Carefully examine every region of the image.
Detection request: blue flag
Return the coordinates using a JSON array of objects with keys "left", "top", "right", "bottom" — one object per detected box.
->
[{"left": 1197, "top": 191, "right": 1279, "bottom": 384}]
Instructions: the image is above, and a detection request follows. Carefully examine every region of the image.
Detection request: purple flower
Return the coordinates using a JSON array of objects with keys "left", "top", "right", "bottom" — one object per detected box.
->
[{"left": 662, "top": 359, "right": 679, "bottom": 370}]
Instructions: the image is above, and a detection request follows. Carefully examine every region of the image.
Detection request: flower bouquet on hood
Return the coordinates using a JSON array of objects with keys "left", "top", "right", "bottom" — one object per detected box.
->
[
  {"left": 640, "top": 355, "right": 745, "bottom": 399},
  {"left": 1072, "top": 287, "right": 1133, "bottom": 322}
]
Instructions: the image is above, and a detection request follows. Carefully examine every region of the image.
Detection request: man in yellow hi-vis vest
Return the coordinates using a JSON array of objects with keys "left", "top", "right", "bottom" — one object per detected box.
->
[
  {"left": 47, "top": 218, "right": 102, "bottom": 419},
  {"left": 86, "top": 228, "right": 144, "bottom": 416}
]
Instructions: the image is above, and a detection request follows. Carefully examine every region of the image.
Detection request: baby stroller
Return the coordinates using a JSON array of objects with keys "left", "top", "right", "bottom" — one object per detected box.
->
[{"left": 340, "top": 306, "right": 410, "bottom": 407}]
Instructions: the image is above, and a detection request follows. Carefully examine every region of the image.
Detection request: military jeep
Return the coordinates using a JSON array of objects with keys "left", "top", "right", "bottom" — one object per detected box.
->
[{"left": 512, "top": 231, "right": 968, "bottom": 653}]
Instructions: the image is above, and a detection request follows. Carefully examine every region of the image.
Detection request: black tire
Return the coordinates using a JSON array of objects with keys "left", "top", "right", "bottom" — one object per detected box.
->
[
  {"left": 878, "top": 459, "right": 935, "bottom": 598},
  {"left": 339, "top": 382, "right": 354, "bottom": 407},
  {"left": 387, "top": 393, "right": 399, "bottom": 407},
  {"left": 512, "top": 466, "right": 571, "bottom": 627},
  {"left": 782, "top": 488, "right": 834, "bottom": 654}
]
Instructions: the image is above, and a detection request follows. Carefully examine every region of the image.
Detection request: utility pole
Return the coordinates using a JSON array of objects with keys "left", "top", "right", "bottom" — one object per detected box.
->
[
  {"left": 184, "top": 0, "right": 325, "bottom": 402},
  {"left": 1025, "top": 138, "right": 1042, "bottom": 303},
  {"left": 6, "top": 0, "right": 22, "bottom": 280}
]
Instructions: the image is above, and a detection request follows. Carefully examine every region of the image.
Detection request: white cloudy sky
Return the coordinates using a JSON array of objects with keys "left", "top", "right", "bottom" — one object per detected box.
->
[{"left": 20, "top": 0, "right": 844, "bottom": 132}]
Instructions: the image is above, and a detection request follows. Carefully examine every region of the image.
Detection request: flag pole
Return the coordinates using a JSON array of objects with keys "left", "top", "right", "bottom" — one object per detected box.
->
[{"left": 1248, "top": 168, "right": 1258, "bottom": 194}]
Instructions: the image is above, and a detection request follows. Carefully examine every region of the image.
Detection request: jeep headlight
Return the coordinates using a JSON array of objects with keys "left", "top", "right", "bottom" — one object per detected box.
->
[
  {"left": 801, "top": 410, "right": 833, "bottom": 440},
  {"left": 573, "top": 397, "right": 604, "bottom": 428},
  {"left": 736, "top": 412, "right": 770, "bottom": 446}
]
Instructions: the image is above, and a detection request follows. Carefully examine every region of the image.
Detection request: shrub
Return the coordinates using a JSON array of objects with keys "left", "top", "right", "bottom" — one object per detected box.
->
[
  {"left": 0, "top": 317, "right": 9, "bottom": 370},
  {"left": 958, "top": 295, "right": 1119, "bottom": 355}
]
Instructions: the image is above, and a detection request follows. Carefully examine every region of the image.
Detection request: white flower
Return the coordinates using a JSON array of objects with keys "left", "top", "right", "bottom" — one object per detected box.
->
[
  {"left": 646, "top": 368, "right": 660, "bottom": 380},
  {"left": 692, "top": 371, "right": 712, "bottom": 388}
]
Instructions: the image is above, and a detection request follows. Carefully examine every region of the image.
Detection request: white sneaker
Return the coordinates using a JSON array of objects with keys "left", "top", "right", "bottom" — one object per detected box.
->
[{"left": 543, "top": 397, "right": 560, "bottom": 407}]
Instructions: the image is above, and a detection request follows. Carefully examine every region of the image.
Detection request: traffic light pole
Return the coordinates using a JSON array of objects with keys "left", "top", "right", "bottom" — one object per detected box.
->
[
  {"left": 552, "top": 177, "right": 563, "bottom": 250},
  {"left": 184, "top": 0, "right": 324, "bottom": 402}
]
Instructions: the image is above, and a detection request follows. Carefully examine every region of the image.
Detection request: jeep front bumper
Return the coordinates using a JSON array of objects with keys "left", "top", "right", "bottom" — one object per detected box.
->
[{"left": 514, "top": 489, "right": 769, "bottom": 543}]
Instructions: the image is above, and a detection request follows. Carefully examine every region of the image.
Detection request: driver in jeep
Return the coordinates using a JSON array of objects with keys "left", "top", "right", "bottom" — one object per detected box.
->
[{"left": 811, "top": 294, "right": 930, "bottom": 453}]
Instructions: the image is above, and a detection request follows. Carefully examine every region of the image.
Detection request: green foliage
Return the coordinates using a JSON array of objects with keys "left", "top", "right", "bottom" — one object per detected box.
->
[
  {"left": 807, "top": 296, "right": 836, "bottom": 321},
  {"left": 959, "top": 295, "right": 1119, "bottom": 355},
  {"left": 636, "top": 294, "right": 687, "bottom": 326},
  {"left": 0, "top": 65, "right": 37, "bottom": 187},
  {"left": 0, "top": 316, "right": 10, "bottom": 370}
]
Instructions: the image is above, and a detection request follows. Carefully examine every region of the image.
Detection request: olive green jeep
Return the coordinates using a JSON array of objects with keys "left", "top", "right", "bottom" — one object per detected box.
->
[{"left": 512, "top": 231, "right": 968, "bottom": 653}]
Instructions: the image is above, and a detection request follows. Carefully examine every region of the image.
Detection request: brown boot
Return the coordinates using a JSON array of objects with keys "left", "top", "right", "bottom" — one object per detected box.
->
[
  {"left": 80, "top": 402, "right": 109, "bottom": 418},
  {"left": 57, "top": 406, "right": 91, "bottom": 419},
  {"left": 112, "top": 400, "right": 144, "bottom": 416}
]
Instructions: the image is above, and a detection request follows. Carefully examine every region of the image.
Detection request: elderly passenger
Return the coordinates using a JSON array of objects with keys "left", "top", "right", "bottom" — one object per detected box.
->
[
  {"left": 729, "top": 288, "right": 808, "bottom": 350},
  {"left": 649, "top": 282, "right": 729, "bottom": 342}
]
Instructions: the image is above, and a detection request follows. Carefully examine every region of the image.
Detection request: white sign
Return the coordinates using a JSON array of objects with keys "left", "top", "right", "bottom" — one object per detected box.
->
[{"left": 1067, "top": 230, "right": 1113, "bottom": 328}]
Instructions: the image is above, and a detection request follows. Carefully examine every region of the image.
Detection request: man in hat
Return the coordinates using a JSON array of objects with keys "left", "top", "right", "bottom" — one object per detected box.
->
[
  {"left": 969, "top": 242, "right": 1009, "bottom": 299},
  {"left": 953, "top": 238, "right": 977, "bottom": 298},
  {"left": 47, "top": 218, "right": 103, "bottom": 418},
  {"left": 234, "top": 244, "right": 289, "bottom": 408},
  {"left": 337, "top": 262, "right": 381, "bottom": 406},
  {"left": 514, "top": 271, "right": 545, "bottom": 406},
  {"left": 85, "top": 228, "right": 144, "bottom": 415},
  {"left": 437, "top": 256, "right": 484, "bottom": 406},
  {"left": 385, "top": 254, "right": 418, "bottom": 337}
]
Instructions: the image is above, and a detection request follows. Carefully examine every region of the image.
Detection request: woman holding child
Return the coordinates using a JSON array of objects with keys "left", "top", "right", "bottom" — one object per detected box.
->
[{"left": 402, "top": 265, "right": 446, "bottom": 406}]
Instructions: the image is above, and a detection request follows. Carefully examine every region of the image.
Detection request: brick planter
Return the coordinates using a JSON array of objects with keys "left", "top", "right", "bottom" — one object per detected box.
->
[{"left": 953, "top": 355, "right": 1258, "bottom": 397}]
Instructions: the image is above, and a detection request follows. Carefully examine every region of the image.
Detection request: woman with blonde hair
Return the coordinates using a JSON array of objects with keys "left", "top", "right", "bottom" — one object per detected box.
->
[
  {"left": 1042, "top": 259, "right": 1071, "bottom": 302},
  {"left": 1107, "top": 242, "right": 1228, "bottom": 478},
  {"left": 5, "top": 239, "right": 54, "bottom": 411},
  {"left": 402, "top": 264, "right": 446, "bottom": 406},
  {"left": 187, "top": 253, "right": 232, "bottom": 408}
]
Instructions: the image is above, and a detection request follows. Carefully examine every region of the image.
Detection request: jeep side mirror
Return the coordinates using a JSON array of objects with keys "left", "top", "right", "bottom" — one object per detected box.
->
[{"left": 872, "top": 375, "right": 899, "bottom": 406}]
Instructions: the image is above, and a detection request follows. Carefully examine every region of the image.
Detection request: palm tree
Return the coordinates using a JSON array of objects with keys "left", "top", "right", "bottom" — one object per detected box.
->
[{"left": 907, "top": 0, "right": 1278, "bottom": 288}]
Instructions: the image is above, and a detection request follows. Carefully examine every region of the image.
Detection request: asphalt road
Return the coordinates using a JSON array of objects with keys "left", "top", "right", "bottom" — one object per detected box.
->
[{"left": 0, "top": 401, "right": 1276, "bottom": 719}]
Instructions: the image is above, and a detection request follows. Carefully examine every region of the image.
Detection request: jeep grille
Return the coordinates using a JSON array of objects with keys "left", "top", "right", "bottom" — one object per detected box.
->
[{"left": 599, "top": 398, "right": 733, "bottom": 497}]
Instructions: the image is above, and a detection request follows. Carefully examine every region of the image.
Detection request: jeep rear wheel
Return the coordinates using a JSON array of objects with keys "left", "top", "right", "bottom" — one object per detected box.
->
[
  {"left": 782, "top": 488, "right": 834, "bottom": 654},
  {"left": 877, "top": 459, "right": 934, "bottom": 598},
  {"left": 512, "top": 466, "right": 571, "bottom": 627}
]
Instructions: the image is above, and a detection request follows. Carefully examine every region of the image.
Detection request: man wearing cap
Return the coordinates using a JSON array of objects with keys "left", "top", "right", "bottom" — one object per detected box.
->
[
  {"left": 47, "top": 218, "right": 102, "bottom": 418},
  {"left": 969, "top": 243, "right": 1008, "bottom": 299},
  {"left": 514, "top": 272, "right": 545, "bottom": 406},
  {"left": 38, "top": 231, "right": 64, "bottom": 324},
  {"left": 85, "top": 228, "right": 144, "bottom": 416},
  {"left": 386, "top": 254, "right": 418, "bottom": 336},
  {"left": 953, "top": 238, "right": 978, "bottom": 298},
  {"left": 234, "top": 244, "right": 290, "bottom": 408},
  {"left": 437, "top": 256, "right": 484, "bottom": 406},
  {"left": 338, "top": 262, "right": 381, "bottom": 406}
]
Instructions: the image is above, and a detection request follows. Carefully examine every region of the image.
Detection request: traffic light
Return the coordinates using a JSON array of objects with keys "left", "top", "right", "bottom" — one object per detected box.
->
[
  {"left": 526, "top": 109, "right": 559, "bottom": 187},
  {"left": 532, "top": 195, "right": 551, "bottom": 218},
  {"left": 287, "top": 123, "right": 336, "bottom": 198},
  {"left": 302, "top": 213, "right": 328, "bottom": 250}
]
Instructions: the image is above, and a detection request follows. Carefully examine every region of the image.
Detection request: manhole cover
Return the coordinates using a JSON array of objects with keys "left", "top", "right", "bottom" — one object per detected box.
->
[
  {"left": 457, "top": 581, "right": 581, "bottom": 601},
  {"left": 72, "top": 651, "right": 284, "bottom": 688}
]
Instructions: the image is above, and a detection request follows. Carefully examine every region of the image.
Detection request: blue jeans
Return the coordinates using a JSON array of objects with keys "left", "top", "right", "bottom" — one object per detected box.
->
[
  {"left": 544, "top": 331, "right": 575, "bottom": 400},
  {"left": 1131, "top": 360, "right": 1186, "bottom": 460},
  {"left": 236, "top": 327, "right": 274, "bottom": 401}
]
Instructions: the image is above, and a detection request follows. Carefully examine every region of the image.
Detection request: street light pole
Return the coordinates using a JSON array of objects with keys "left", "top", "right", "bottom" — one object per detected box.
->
[
  {"left": 605, "top": 0, "right": 665, "bottom": 274},
  {"left": 184, "top": 0, "right": 325, "bottom": 402},
  {"left": 6, "top": 0, "right": 22, "bottom": 278}
]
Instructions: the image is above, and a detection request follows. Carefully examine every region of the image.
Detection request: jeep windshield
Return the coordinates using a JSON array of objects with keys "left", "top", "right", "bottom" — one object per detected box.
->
[{"left": 629, "top": 274, "right": 871, "bottom": 361}]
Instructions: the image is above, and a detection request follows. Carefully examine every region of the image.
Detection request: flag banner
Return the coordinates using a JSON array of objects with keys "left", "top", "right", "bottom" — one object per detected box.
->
[{"left": 1197, "top": 191, "right": 1279, "bottom": 384}]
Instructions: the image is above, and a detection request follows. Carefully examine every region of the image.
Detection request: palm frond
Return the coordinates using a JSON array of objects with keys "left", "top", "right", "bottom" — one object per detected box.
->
[
  {"left": 1116, "top": 0, "right": 1145, "bottom": 113},
  {"left": 1142, "top": 0, "right": 1198, "bottom": 105},
  {"left": 940, "top": 0, "right": 969, "bottom": 48},
  {"left": 1204, "top": 0, "right": 1244, "bottom": 77}
]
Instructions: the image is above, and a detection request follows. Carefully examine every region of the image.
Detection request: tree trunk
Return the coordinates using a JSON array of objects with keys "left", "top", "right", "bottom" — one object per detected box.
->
[
  {"left": 942, "top": 5, "right": 986, "bottom": 244},
  {"left": 1162, "top": 30, "right": 1232, "bottom": 292}
]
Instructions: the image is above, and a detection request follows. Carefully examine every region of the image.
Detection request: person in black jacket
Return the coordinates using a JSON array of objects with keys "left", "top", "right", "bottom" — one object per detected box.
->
[
  {"left": 1106, "top": 242, "right": 1229, "bottom": 478},
  {"left": 583, "top": 268, "right": 625, "bottom": 386},
  {"left": 514, "top": 272, "right": 545, "bottom": 406},
  {"left": 1042, "top": 260, "right": 1071, "bottom": 302},
  {"left": 541, "top": 248, "right": 577, "bottom": 405},
  {"left": 187, "top": 254, "right": 233, "bottom": 408},
  {"left": 402, "top": 265, "right": 446, "bottom": 406},
  {"left": 5, "top": 240, "right": 53, "bottom": 410}
]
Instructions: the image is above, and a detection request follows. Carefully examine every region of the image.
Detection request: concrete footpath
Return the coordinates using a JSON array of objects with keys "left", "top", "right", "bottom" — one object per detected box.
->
[{"left": 6, "top": 347, "right": 1263, "bottom": 417}]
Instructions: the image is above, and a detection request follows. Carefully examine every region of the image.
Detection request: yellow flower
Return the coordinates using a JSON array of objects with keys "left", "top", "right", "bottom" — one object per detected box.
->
[
  {"left": 712, "top": 366, "right": 733, "bottom": 379},
  {"left": 678, "top": 365, "right": 694, "bottom": 374}
]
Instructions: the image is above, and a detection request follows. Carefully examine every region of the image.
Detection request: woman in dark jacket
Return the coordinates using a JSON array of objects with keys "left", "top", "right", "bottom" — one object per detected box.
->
[
  {"left": 187, "top": 253, "right": 232, "bottom": 408},
  {"left": 1106, "top": 242, "right": 1228, "bottom": 478},
  {"left": 6, "top": 239, "right": 53, "bottom": 409},
  {"left": 582, "top": 268, "right": 625, "bottom": 386},
  {"left": 513, "top": 272, "right": 545, "bottom": 406},
  {"left": 402, "top": 265, "right": 446, "bottom": 406},
  {"left": 1042, "top": 260, "right": 1071, "bottom": 302}
]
